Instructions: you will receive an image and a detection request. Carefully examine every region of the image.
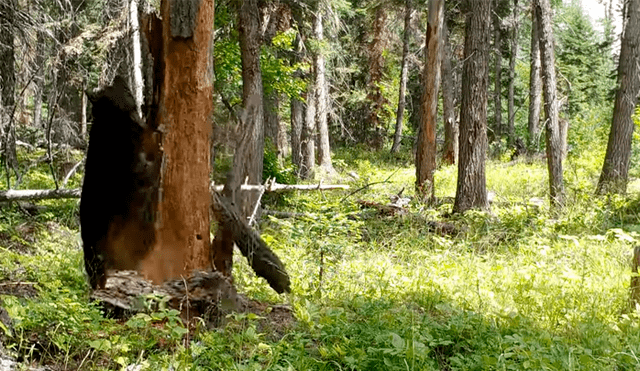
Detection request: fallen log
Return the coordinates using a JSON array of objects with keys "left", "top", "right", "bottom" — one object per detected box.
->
[
  {"left": 0, "top": 181, "right": 349, "bottom": 202},
  {"left": 0, "top": 188, "right": 81, "bottom": 202}
]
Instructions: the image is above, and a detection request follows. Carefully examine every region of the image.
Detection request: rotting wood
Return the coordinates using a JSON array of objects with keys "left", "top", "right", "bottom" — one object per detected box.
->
[
  {"left": 90, "top": 270, "right": 242, "bottom": 325},
  {"left": 0, "top": 181, "right": 349, "bottom": 202}
]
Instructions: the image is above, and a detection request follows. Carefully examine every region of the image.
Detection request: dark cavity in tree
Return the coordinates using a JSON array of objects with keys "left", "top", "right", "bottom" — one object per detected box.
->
[{"left": 81, "top": 76, "right": 162, "bottom": 290}]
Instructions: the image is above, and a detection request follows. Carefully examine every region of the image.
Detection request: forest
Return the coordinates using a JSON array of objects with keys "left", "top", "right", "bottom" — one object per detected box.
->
[{"left": 1, "top": 0, "right": 640, "bottom": 369}]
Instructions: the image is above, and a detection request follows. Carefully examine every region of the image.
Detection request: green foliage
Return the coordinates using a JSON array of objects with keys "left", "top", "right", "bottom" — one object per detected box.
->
[
  {"left": 262, "top": 140, "right": 295, "bottom": 185},
  {"left": 4, "top": 148, "right": 640, "bottom": 369}
]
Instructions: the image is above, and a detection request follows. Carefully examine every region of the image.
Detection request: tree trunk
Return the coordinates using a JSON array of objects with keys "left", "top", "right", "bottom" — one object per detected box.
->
[
  {"left": 138, "top": 0, "right": 215, "bottom": 284},
  {"left": 534, "top": 0, "right": 564, "bottom": 208},
  {"left": 442, "top": 20, "right": 459, "bottom": 165},
  {"left": 596, "top": 0, "right": 640, "bottom": 194},
  {"left": 391, "top": 0, "right": 412, "bottom": 154},
  {"left": 453, "top": 0, "right": 491, "bottom": 213},
  {"left": 0, "top": 0, "right": 18, "bottom": 186},
  {"left": 493, "top": 2, "right": 503, "bottom": 144},
  {"left": 130, "top": 0, "right": 143, "bottom": 118},
  {"left": 366, "top": 4, "right": 388, "bottom": 150},
  {"left": 290, "top": 32, "right": 304, "bottom": 174},
  {"left": 32, "top": 21, "right": 45, "bottom": 130},
  {"left": 81, "top": 81, "right": 87, "bottom": 139},
  {"left": 291, "top": 96, "right": 303, "bottom": 172},
  {"left": 264, "top": 91, "right": 280, "bottom": 153},
  {"left": 528, "top": 4, "right": 542, "bottom": 147},
  {"left": 300, "top": 75, "right": 316, "bottom": 179},
  {"left": 507, "top": 0, "right": 519, "bottom": 146},
  {"left": 233, "top": 0, "right": 265, "bottom": 219},
  {"left": 416, "top": 0, "right": 444, "bottom": 201},
  {"left": 314, "top": 5, "right": 334, "bottom": 174}
]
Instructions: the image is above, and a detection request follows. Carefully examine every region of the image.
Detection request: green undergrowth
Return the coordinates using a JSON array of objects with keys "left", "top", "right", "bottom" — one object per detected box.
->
[{"left": 2, "top": 148, "right": 640, "bottom": 370}]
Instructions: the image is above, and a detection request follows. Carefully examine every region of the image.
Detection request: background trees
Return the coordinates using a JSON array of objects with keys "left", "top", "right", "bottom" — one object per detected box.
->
[{"left": 0, "top": 0, "right": 634, "bottom": 215}]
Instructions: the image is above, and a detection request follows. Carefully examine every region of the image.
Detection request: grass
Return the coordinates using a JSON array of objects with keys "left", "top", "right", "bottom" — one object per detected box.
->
[{"left": 1, "top": 146, "right": 640, "bottom": 370}]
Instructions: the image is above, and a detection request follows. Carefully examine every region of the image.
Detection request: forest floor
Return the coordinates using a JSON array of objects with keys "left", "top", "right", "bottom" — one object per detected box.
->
[{"left": 1, "top": 146, "right": 640, "bottom": 370}]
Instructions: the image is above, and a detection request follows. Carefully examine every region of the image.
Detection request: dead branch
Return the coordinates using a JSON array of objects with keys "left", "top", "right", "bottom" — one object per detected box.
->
[
  {"left": 211, "top": 192, "right": 291, "bottom": 294},
  {"left": 212, "top": 179, "right": 349, "bottom": 193}
]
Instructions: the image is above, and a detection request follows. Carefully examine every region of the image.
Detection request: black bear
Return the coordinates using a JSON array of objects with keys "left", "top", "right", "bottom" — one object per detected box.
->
[{"left": 81, "top": 76, "right": 161, "bottom": 290}]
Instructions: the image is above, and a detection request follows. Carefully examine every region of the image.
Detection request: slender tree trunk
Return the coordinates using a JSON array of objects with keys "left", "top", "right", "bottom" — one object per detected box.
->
[
  {"left": 453, "top": 0, "right": 491, "bottom": 213},
  {"left": 416, "top": 0, "right": 444, "bottom": 201},
  {"left": 0, "top": 0, "right": 18, "bottom": 185},
  {"left": 507, "top": 0, "right": 519, "bottom": 146},
  {"left": 493, "top": 3, "right": 503, "bottom": 144},
  {"left": 264, "top": 91, "right": 280, "bottom": 150},
  {"left": 314, "top": 5, "right": 334, "bottom": 174},
  {"left": 596, "top": 0, "right": 640, "bottom": 194},
  {"left": 32, "top": 22, "right": 45, "bottom": 130},
  {"left": 534, "top": 0, "right": 564, "bottom": 208},
  {"left": 442, "top": 20, "right": 459, "bottom": 165},
  {"left": 233, "top": 0, "right": 265, "bottom": 219},
  {"left": 290, "top": 32, "right": 304, "bottom": 174},
  {"left": 528, "top": 4, "right": 542, "bottom": 147},
  {"left": 291, "top": 96, "right": 304, "bottom": 171},
  {"left": 130, "top": 0, "right": 143, "bottom": 118},
  {"left": 300, "top": 76, "right": 316, "bottom": 179},
  {"left": 391, "top": 0, "right": 412, "bottom": 153},
  {"left": 81, "top": 81, "right": 87, "bottom": 139},
  {"left": 366, "top": 4, "right": 388, "bottom": 150},
  {"left": 139, "top": 0, "right": 215, "bottom": 283}
]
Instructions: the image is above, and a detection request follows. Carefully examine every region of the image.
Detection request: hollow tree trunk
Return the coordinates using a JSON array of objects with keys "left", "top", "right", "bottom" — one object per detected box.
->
[{"left": 138, "top": 0, "right": 215, "bottom": 283}]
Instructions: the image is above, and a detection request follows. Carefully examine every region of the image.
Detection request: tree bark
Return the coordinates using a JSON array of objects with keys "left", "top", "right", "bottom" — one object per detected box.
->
[
  {"left": 300, "top": 75, "right": 316, "bottom": 179},
  {"left": 0, "top": 0, "right": 18, "bottom": 186},
  {"left": 290, "top": 32, "right": 304, "bottom": 174},
  {"left": 365, "top": 4, "right": 388, "bottom": 150},
  {"left": 391, "top": 0, "right": 412, "bottom": 154},
  {"left": 528, "top": 4, "right": 542, "bottom": 147},
  {"left": 233, "top": 0, "right": 265, "bottom": 219},
  {"left": 493, "top": 1, "right": 503, "bottom": 144},
  {"left": 130, "top": 0, "right": 143, "bottom": 118},
  {"left": 138, "top": 0, "right": 215, "bottom": 284},
  {"left": 291, "top": 96, "right": 304, "bottom": 172},
  {"left": 32, "top": 20, "right": 45, "bottom": 130},
  {"left": 416, "top": 0, "right": 444, "bottom": 201},
  {"left": 507, "top": 0, "right": 519, "bottom": 146},
  {"left": 314, "top": 4, "right": 334, "bottom": 174},
  {"left": 534, "top": 0, "right": 564, "bottom": 208},
  {"left": 453, "top": 0, "right": 491, "bottom": 213},
  {"left": 442, "top": 20, "right": 459, "bottom": 165},
  {"left": 597, "top": 0, "right": 640, "bottom": 194}
]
